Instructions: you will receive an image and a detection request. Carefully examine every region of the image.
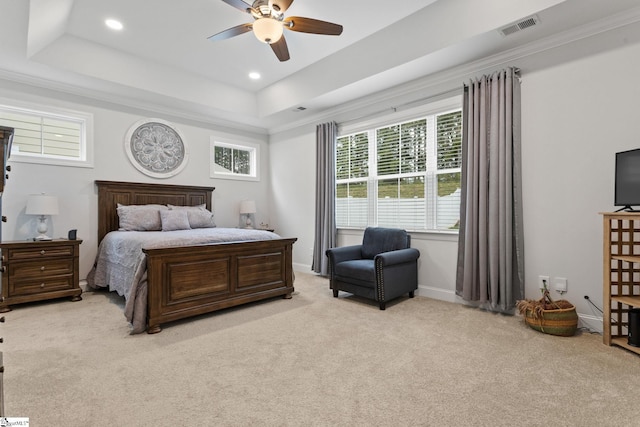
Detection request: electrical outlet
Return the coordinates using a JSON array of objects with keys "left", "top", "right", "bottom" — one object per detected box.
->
[
  {"left": 555, "top": 277, "right": 568, "bottom": 293},
  {"left": 538, "top": 275, "right": 550, "bottom": 290}
]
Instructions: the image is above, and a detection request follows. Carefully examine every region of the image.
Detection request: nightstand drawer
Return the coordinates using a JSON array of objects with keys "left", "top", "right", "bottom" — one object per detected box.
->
[
  {"left": 5, "top": 245, "right": 75, "bottom": 261},
  {"left": 9, "top": 276, "right": 74, "bottom": 296},
  {"left": 8, "top": 259, "right": 74, "bottom": 279}
]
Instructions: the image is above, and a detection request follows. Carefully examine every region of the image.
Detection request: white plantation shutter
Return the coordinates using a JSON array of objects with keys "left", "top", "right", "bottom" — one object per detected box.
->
[
  {"left": 0, "top": 109, "right": 83, "bottom": 160},
  {"left": 336, "top": 103, "right": 462, "bottom": 232},
  {"left": 436, "top": 111, "right": 462, "bottom": 229},
  {"left": 336, "top": 133, "right": 369, "bottom": 227}
]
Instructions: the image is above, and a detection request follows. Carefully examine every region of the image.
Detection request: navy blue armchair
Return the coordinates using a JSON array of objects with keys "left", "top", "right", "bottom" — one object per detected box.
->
[{"left": 325, "top": 227, "right": 420, "bottom": 310}]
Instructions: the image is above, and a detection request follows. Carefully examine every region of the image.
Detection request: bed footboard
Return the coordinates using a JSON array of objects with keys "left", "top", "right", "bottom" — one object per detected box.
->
[{"left": 143, "top": 238, "right": 296, "bottom": 333}]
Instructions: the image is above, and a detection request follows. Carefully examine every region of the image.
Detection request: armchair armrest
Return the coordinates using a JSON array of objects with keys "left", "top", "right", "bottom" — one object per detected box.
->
[
  {"left": 375, "top": 248, "right": 420, "bottom": 266},
  {"left": 326, "top": 245, "right": 363, "bottom": 265}
]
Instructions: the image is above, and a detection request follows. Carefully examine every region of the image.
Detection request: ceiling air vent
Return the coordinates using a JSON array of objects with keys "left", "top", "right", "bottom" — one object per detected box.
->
[
  {"left": 293, "top": 106, "right": 307, "bottom": 112},
  {"left": 498, "top": 15, "right": 540, "bottom": 37}
]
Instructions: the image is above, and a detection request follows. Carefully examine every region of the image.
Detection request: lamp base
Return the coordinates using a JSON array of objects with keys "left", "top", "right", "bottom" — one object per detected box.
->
[
  {"left": 239, "top": 213, "right": 255, "bottom": 229},
  {"left": 34, "top": 215, "right": 52, "bottom": 240}
]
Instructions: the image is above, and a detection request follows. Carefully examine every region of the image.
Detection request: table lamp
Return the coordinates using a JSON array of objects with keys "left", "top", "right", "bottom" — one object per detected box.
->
[
  {"left": 26, "top": 193, "right": 59, "bottom": 240},
  {"left": 239, "top": 200, "right": 256, "bottom": 229}
]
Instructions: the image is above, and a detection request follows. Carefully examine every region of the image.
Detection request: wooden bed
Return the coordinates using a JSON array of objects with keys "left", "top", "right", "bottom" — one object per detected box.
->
[{"left": 95, "top": 180, "right": 297, "bottom": 334}]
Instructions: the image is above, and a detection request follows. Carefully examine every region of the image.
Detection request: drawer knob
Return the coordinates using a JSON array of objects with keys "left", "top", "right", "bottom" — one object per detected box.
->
[
  {"left": 5, "top": 165, "right": 10, "bottom": 172},
  {"left": 40, "top": 283, "right": 45, "bottom": 288},
  {"left": 1, "top": 215, "right": 6, "bottom": 222},
  {"left": 40, "top": 250, "right": 46, "bottom": 255},
  {"left": 40, "top": 266, "right": 45, "bottom": 271},
  {"left": 0, "top": 266, "right": 5, "bottom": 273}
]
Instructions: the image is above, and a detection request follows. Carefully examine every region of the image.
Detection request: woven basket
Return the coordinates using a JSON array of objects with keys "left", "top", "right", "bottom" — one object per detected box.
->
[
  {"left": 523, "top": 305, "right": 578, "bottom": 337},
  {"left": 517, "top": 289, "right": 578, "bottom": 337}
]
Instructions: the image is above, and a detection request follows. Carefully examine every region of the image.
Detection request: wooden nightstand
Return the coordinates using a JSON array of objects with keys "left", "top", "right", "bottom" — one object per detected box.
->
[{"left": 0, "top": 239, "right": 82, "bottom": 312}]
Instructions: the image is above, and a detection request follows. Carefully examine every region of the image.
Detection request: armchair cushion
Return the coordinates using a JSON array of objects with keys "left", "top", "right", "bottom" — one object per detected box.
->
[
  {"left": 361, "top": 227, "right": 409, "bottom": 259},
  {"left": 333, "top": 259, "right": 375, "bottom": 289}
]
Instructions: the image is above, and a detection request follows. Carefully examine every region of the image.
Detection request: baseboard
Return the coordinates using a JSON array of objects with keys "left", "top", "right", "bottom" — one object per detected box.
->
[
  {"left": 417, "top": 284, "right": 457, "bottom": 303},
  {"left": 578, "top": 313, "right": 603, "bottom": 334},
  {"left": 293, "top": 263, "right": 312, "bottom": 273}
]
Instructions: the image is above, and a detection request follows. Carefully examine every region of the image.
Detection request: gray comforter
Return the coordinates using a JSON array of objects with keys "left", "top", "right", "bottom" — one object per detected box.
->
[{"left": 86, "top": 228, "right": 280, "bottom": 333}]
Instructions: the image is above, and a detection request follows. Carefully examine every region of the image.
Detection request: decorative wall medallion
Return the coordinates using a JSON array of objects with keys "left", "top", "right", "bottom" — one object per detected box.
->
[{"left": 124, "top": 118, "right": 189, "bottom": 178}]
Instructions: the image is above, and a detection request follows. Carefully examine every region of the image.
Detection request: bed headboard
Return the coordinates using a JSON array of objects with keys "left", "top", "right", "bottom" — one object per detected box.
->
[{"left": 95, "top": 180, "right": 215, "bottom": 244}]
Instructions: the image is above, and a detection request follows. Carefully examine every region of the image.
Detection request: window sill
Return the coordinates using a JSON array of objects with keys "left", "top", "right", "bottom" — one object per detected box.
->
[{"left": 337, "top": 227, "right": 458, "bottom": 242}]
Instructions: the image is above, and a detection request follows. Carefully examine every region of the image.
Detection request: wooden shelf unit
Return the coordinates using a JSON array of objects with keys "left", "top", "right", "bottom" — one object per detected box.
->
[{"left": 602, "top": 212, "right": 640, "bottom": 355}]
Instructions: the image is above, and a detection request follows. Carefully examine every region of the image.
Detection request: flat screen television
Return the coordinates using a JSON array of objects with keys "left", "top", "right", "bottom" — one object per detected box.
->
[{"left": 615, "top": 148, "right": 640, "bottom": 211}]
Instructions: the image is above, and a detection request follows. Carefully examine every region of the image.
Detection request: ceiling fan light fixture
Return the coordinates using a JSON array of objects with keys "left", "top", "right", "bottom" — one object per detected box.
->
[{"left": 253, "top": 18, "right": 283, "bottom": 44}]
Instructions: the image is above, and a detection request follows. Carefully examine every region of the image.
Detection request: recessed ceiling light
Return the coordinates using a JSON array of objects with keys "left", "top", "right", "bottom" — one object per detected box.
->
[
  {"left": 105, "top": 19, "right": 123, "bottom": 31},
  {"left": 249, "top": 72, "right": 261, "bottom": 80}
]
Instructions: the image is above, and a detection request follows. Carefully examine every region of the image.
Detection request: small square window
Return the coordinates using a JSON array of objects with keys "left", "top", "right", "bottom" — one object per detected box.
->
[{"left": 210, "top": 138, "right": 260, "bottom": 181}]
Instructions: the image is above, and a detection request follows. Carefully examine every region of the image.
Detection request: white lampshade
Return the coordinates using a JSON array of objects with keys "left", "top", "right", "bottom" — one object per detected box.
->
[
  {"left": 253, "top": 18, "right": 283, "bottom": 44},
  {"left": 240, "top": 200, "right": 256, "bottom": 214},
  {"left": 26, "top": 194, "right": 59, "bottom": 216}
]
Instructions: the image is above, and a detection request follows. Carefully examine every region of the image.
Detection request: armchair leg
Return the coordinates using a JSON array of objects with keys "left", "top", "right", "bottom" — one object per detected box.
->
[
  {"left": 409, "top": 291, "right": 415, "bottom": 298},
  {"left": 379, "top": 302, "right": 386, "bottom": 310},
  {"left": 333, "top": 289, "right": 339, "bottom": 298}
]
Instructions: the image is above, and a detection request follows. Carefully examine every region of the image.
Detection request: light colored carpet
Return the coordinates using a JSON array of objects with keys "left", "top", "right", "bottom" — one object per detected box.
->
[{"left": 3, "top": 272, "right": 640, "bottom": 426}]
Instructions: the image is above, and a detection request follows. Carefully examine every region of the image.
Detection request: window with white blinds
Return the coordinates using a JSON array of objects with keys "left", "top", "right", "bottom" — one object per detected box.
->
[
  {"left": 0, "top": 101, "right": 93, "bottom": 167},
  {"left": 336, "top": 106, "right": 462, "bottom": 232}
]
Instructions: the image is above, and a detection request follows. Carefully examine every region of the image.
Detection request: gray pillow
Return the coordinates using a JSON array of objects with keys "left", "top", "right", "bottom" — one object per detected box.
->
[
  {"left": 160, "top": 209, "right": 191, "bottom": 231},
  {"left": 117, "top": 204, "right": 168, "bottom": 231},
  {"left": 167, "top": 204, "right": 216, "bottom": 229}
]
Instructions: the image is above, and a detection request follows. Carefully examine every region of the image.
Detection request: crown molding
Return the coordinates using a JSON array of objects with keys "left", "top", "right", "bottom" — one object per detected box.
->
[
  {"left": 268, "top": 6, "right": 640, "bottom": 136},
  {"left": 0, "top": 68, "right": 270, "bottom": 138}
]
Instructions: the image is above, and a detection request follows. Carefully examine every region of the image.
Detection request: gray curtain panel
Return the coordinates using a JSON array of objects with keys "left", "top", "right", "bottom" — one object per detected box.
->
[
  {"left": 312, "top": 121, "right": 337, "bottom": 275},
  {"left": 456, "top": 68, "right": 524, "bottom": 312}
]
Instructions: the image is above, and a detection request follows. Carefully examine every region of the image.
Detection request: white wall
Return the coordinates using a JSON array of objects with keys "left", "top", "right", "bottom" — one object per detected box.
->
[
  {"left": 521, "top": 41, "right": 640, "bottom": 331},
  {"left": 0, "top": 84, "right": 271, "bottom": 279},
  {"left": 269, "top": 34, "right": 640, "bottom": 333}
]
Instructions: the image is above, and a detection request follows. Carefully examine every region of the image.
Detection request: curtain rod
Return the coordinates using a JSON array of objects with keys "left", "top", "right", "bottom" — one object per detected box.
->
[
  {"left": 339, "top": 87, "right": 462, "bottom": 128},
  {"left": 463, "top": 67, "right": 521, "bottom": 89},
  {"left": 339, "top": 67, "right": 520, "bottom": 128}
]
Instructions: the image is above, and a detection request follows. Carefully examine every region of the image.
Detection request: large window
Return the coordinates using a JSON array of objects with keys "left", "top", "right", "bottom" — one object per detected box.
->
[
  {"left": 0, "top": 100, "right": 93, "bottom": 168},
  {"left": 336, "top": 103, "right": 462, "bottom": 232}
]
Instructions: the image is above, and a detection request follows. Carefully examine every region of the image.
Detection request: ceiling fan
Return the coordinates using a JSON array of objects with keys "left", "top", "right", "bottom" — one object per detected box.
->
[{"left": 208, "top": 0, "right": 343, "bottom": 62}]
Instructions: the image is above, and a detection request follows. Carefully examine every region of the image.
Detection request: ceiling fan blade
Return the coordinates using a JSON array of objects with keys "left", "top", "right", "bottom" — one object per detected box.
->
[
  {"left": 284, "top": 17, "right": 343, "bottom": 36},
  {"left": 270, "top": 36, "right": 290, "bottom": 62},
  {"left": 221, "top": 0, "right": 253, "bottom": 13},
  {"left": 208, "top": 23, "right": 253, "bottom": 41},
  {"left": 269, "top": 0, "right": 294, "bottom": 13}
]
